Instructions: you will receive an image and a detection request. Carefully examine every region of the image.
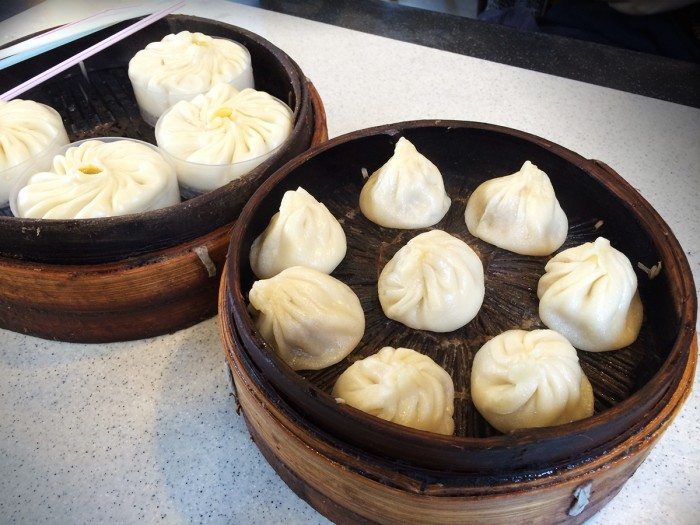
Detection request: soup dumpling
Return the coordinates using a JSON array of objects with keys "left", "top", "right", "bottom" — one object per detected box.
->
[
  {"left": 360, "top": 137, "right": 450, "bottom": 229},
  {"left": 249, "top": 266, "right": 365, "bottom": 371},
  {"left": 465, "top": 161, "right": 567, "bottom": 256},
  {"left": 471, "top": 329, "right": 594, "bottom": 433},
  {"left": 332, "top": 346, "right": 455, "bottom": 435},
  {"left": 128, "top": 31, "right": 254, "bottom": 124},
  {"left": 537, "top": 237, "right": 643, "bottom": 352},
  {"left": 378, "top": 230, "right": 484, "bottom": 332},
  {"left": 156, "top": 83, "right": 293, "bottom": 192},
  {"left": 250, "top": 187, "right": 346, "bottom": 279},
  {"left": 14, "top": 140, "right": 180, "bottom": 219},
  {"left": 0, "top": 99, "right": 69, "bottom": 204}
]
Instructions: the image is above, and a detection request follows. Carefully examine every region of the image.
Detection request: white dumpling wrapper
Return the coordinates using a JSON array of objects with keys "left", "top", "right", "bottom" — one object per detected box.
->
[
  {"left": 0, "top": 99, "right": 68, "bottom": 204},
  {"left": 465, "top": 160, "right": 568, "bottom": 256},
  {"left": 378, "top": 230, "right": 484, "bottom": 332},
  {"left": 332, "top": 347, "right": 455, "bottom": 435},
  {"left": 249, "top": 187, "right": 346, "bottom": 278},
  {"left": 249, "top": 266, "right": 365, "bottom": 371},
  {"left": 14, "top": 140, "right": 180, "bottom": 219},
  {"left": 359, "top": 137, "right": 451, "bottom": 228},
  {"left": 155, "top": 84, "right": 293, "bottom": 191},
  {"left": 537, "top": 237, "right": 643, "bottom": 352},
  {"left": 128, "top": 31, "right": 254, "bottom": 122},
  {"left": 471, "top": 329, "right": 594, "bottom": 433}
]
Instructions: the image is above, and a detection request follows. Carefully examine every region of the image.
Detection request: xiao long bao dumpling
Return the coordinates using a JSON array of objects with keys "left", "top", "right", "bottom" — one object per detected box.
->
[
  {"left": 359, "top": 137, "right": 451, "bottom": 229},
  {"left": 538, "top": 237, "right": 643, "bottom": 352},
  {"left": 250, "top": 187, "right": 346, "bottom": 279},
  {"left": 0, "top": 99, "right": 69, "bottom": 205},
  {"left": 465, "top": 160, "right": 568, "bottom": 256},
  {"left": 128, "top": 31, "right": 254, "bottom": 124},
  {"left": 332, "top": 347, "right": 455, "bottom": 435},
  {"left": 378, "top": 230, "right": 484, "bottom": 332},
  {"left": 155, "top": 83, "right": 293, "bottom": 193},
  {"left": 13, "top": 140, "right": 180, "bottom": 219},
  {"left": 471, "top": 329, "right": 594, "bottom": 433},
  {"left": 248, "top": 266, "right": 365, "bottom": 371}
]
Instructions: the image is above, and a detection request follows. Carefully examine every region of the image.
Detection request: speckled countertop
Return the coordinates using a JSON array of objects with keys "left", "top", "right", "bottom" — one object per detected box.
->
[{"left": 0, "top": 1, "right": 698, "bottom": 523}]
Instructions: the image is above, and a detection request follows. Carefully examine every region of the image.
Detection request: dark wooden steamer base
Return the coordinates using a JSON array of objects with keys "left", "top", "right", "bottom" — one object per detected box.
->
[
  {"left": 0, "top": 16, "right": 328, "bottom": 342},
  {"left": 221, "top": 121, "right": 697, "bottom": 522}
]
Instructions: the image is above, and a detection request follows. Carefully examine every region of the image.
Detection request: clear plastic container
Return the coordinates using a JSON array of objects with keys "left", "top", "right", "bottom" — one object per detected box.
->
[
  {"left": 10, "top": 137, "right": 180, "bottom": 219},
  {"left": 155, "top": 102, "right": 290, "bottom": 196},
  {"left": 130, "top": 39, "right": 254, "bottom": 126},
  {"left": 157, "top": 137, "right": 285, "bottom": 197}
]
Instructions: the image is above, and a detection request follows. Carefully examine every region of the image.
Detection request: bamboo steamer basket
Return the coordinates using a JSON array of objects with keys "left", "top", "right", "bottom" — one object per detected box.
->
[
  {"left": 220, "top": 287, "right": 695, "bottom": 524},
  {"left": 220, "top": 121, "right": 697, "bottom": 522},
  {"left": 0, "top": 15, "right": 328, "bottom": 342}
]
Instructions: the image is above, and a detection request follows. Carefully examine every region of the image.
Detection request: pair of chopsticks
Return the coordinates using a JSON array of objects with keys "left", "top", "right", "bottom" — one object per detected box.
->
[
  {"left": 0, "top": 3, "right": 163, "bottom": 70},
  {"left": 0, "top": 0, "right": 186, "bottom": 102}
]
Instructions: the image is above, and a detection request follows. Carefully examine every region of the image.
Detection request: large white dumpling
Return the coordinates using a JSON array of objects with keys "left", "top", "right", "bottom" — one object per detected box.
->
[
  {"left": 537, "top": 237, "right": 643, "bottom": 352},
  {"left": 250, "top": 187, "right": 346, "bottom": 278},
  {"left": 155, "top": 83, "right": 293, "bottom": 192},
  {"left": 0, "top": 99, "right": 68, "bottom": 204},
  {"left": 249, "top": 266, "right": 365, "bottom": 371},
  {"left": 465, "top": 161, "right": 568, "bottom": 256},
  {"left": 332, "top": 347, "right": 454, "bottom": 435},
  {"left": 471, "top": 329, "right": 594, "bottom": 433},
  {"left": 359, "top": 137, "right": 451, "bottom": 228},
  {"left": 14, "top": 140, "right": 180, "bottom": 219},
  {"left": 378, "top": 230, "right": 484, "bottom": 332},
  {"left": 128, "top": 31, "right": 254, "bottom": 123}
]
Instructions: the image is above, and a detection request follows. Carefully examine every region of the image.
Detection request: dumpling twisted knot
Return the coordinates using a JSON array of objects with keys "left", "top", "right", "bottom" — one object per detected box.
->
[
  {"left": 333, "top": 347, "right": 455, "bottom": 435},
  {"left": 471, "top": 329, "right": 594, "bottom": 433}
]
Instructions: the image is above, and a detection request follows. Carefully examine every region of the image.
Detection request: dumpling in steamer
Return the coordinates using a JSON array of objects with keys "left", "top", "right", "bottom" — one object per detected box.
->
[
  {"left": 465, "top": 161, "right": 568, "bottom": 256},
  {"left": 359, "top": 137, "right": 451, "bottom": 228},
  {"left": 248, "top": 266, "right": 365, "bottom": 371},
  {"left": 155, "top": 83, "right": 293, "bottom": 193},
  {"left": 471, "top": 329, "right": 594, "bottom": 433},
  {"left": 128, "top": 31, "right": 254, "bottom": 124},
  {"left": 0, "top": 99, "right": 69, "bottom": 204},
  {"left": 13, "top": 140, "right": 180, "bottom": 219},
  {"left": 378, "top": 230, "right": 484, "bottom": 332},
  {"left": 332, "top": 347, "right": 455, "bottom": 435},
  {"left": 250, "top": 187, "right": 346, "bottom": 278},
  {"left": 537, "top": 237, "right": 643, "bottom": 352}
]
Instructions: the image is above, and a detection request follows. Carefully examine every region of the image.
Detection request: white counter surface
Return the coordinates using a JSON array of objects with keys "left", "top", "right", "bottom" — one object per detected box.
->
[{"left": 1, "top": 1, "right": 698, "bottom": 523}]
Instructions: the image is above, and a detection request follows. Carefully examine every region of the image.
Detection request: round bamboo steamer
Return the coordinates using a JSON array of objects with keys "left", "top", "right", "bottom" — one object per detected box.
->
[
  {"left": 219, "top": 273, "right": 696, "bottom": 524},
  {"left": 226, "top": 121, "right": 696, "bottom": 471},
  {"left": 0, "top": 16, "right": 328, "bottom": 342},
  {"left": 219, "top": 121, "right": 697, "bottom": 521}
]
